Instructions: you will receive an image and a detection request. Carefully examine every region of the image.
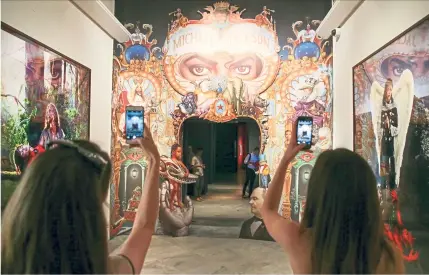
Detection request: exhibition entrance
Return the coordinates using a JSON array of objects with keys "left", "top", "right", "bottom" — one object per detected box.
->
[{"left": 181, "top": 117, "right": 261, "bottom": 238}]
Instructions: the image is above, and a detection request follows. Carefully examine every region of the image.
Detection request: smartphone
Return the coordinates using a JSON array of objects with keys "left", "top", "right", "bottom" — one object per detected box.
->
[
  {"left": 125, "top": 106, "right": 144, "bottom": 143},
  {"left": 296, "top": 116, "right": 313, "bottom": 149}
]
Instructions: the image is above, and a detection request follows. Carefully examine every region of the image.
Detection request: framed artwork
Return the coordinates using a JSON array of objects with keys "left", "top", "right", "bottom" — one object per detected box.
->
[
  {"left": 1, "top": 23, "right": 91, "bottom": 176},
  {"left": 352, "top": 16, "right": 429, "bottom": 262},
  {"left": 353, "top": 15, "right": 429, "bottom": 189}
]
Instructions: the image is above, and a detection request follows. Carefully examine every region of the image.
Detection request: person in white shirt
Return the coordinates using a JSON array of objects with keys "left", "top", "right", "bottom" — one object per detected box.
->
[{"left": 191, "top": 148, "right": 205, "bottom": 201}]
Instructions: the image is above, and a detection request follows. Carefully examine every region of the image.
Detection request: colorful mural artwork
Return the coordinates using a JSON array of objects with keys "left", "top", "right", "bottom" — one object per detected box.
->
[
  {"left": 110, "top": 2, "right": 333, "bottom": 237},
  {"left": 353, "top": 17, "right": 429, "bottom": 262}
]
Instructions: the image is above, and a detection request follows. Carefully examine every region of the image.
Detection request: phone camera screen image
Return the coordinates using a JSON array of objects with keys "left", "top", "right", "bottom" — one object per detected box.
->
[
  {"left": 126, "top": 110, "right": 144, "bottom": 140},
  {"left": 297, "top": 119, "right": 313, "bottom": 146}
]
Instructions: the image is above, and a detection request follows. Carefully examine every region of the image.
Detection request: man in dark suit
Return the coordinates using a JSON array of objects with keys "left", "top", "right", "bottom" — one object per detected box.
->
[{"left": 239, "top": 187, "right": 274, "bottom": 242}]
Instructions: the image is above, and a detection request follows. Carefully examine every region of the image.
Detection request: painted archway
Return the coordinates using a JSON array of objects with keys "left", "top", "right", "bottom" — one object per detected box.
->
[
  {"left": 177, "top": 115, "right": 266, "bottom": 153},
  {"left": 109, "top": 2, "right": 334, "bottom": 236}
]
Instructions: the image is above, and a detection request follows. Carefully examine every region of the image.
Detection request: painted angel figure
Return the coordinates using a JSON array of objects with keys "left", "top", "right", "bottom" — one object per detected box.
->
[{"left": 370, "top": 69, "right": 414, "bottom": 189}]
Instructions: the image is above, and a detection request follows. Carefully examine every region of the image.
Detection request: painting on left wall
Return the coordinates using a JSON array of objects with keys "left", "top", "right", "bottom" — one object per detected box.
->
[{"left": 1, "top": 23, "right": 91, "bottom": 203}]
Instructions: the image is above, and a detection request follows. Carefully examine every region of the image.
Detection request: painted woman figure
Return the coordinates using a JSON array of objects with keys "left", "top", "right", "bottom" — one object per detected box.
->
[
  {"left": 257, "top": 156, "right": 271, "bottom": 189},
  {"left": 38, "top": 103, "right": 65, "bottom": 149},
  {"left": 380, "top": 79, "right": 398, "bottom": 189}
]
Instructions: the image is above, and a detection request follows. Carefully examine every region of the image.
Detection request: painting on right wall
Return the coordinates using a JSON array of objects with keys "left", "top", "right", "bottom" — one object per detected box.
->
[{"left": 353, "top": 16, "right": 429, "bottom": 264}]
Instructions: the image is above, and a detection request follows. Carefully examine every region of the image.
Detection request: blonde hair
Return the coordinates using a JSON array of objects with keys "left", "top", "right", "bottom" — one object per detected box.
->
[{"left": 44, "top": 102, "right": 61, "bottom": 129}]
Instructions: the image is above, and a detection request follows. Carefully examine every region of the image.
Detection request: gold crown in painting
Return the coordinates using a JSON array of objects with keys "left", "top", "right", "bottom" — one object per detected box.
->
[{"left": 213, "top": 1, "right": 230, "bottom": 10}]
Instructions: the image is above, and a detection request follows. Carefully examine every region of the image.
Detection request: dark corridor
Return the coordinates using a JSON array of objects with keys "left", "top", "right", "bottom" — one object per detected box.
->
[{"left": 182, "top": 118, "right": 260, "bottom": 185}]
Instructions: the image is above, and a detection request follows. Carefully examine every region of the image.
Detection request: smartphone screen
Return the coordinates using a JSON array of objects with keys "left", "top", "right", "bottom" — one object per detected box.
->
[
  {"left": 126, "top": 108, "right": 144, "bottom": 141},
  {"left": 296, "top": 117, "right": 313, "bottom": 149}
]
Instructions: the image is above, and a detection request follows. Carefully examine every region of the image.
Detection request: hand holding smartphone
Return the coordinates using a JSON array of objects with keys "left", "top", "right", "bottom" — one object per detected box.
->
[
  {"left": 296, "top": 116, "right": 313, "bottom": 150},
  {"left": 125, "top": 106, "right": 144, "bottom": 144}
]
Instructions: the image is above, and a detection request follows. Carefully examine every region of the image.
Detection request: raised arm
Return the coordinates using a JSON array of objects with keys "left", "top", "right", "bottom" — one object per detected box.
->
[
  {"left": 260, "top": 121, "right": 304, "bottom": 250},
  {"left": 112, "top": 125, "right": 160, "bottom": 274}
]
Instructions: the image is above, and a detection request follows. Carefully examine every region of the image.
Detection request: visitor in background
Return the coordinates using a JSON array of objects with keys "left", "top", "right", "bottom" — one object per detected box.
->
[
  {"left": 186, "top": 145, "right": 194, "bottom": 168},
  {"left": 185, "top": 145, "right": 194, "bottom": 197},
  {"left": 191, "top": 147, "right": 205, "bottom": 201},
  {"left": 242, "top": 147, "right": 260, "bottom": 198},
  {"left": 261, "top": 122, "right": 405, "bottom": 274},
  {"left": 1, "top": 124, "right": 160, "bottom": 274},
  {"left": 257, "top": 155, "right": 271, "bottom": 189},
  {"left": 239, "top": 187, "right": 274, "bottom": 241}
]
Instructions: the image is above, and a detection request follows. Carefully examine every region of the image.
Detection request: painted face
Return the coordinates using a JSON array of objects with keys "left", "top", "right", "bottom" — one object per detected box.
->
[
  {"left": 249, "top": 188, "right": 264, "bottom": 216},
  {"left": 47, "top": 105, "right": 56, "bottom": 122},
  {"left": 179, "top": 53, "right": 263, "bottom": 82},
  {"left": 381, "top": 55, "right": 429, "bottom": 81},
  {"left": 27, "top": 59, "right": 44, "bottom": 81},
  {"left": 285, "top": 130, "right": 292, "bottom": 144},
  {"left": 174, "top": 147, "right": 183, "bottom": 160},
  {"left": 356, "top": 130, "right": 363, "bottom": 140},
  {"left": 384, "top": 83, "right": 393, "bottom": 101}
]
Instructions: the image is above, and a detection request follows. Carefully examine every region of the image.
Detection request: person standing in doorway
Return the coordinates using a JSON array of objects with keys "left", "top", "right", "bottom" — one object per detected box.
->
[
  {"left": 191, "top": 148, "right": 205, "bottom": 201},
  {"left": 185, "top": 145, "right": 195, "bottom": 197},
  {"left": 242, "top": 147, "right": 260, "bottom": 198},
  {"left": 186, "top": 146, "right": 194, "bottom": 168}
]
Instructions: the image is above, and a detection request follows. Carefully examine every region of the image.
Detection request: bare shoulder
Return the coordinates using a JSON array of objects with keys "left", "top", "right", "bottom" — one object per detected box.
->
[{"left": 376, "top": 242, "right": 405, "bottom": 274}]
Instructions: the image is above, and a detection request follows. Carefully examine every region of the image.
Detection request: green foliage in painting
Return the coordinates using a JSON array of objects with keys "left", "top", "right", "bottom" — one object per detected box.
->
[
  {"left": 64, "top": 107, "right": 87, "bottom": 140},
  {"left": 1, "top": 98, "right": 37, "bottom": 152}
]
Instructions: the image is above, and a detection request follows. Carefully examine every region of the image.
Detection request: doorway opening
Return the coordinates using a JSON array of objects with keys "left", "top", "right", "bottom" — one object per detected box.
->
[
  {"left": 182, "top": 117, "right": 261, "bottom": 190},
  {"left": 181, "top": 117, "right": 261, "bottom": 238}
]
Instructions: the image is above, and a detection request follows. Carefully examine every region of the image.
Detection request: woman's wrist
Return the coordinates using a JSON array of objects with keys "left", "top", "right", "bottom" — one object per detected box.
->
[{"left": 147, "top": 155, "right": 160, "bottom": 165}]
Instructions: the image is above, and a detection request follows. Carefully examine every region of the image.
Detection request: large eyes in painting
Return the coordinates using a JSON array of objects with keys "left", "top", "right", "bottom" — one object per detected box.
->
[
  {"left": 189, "top": 65, "right": 210, "bottom": 76},
  {"left": 382, "top": 56, "right": 414, "bottom": 78},
  {"left": 227, "top": 55, "right": 263, "bottom": 80},
  {"left": 180, "top": 55, "right": 217, "bottom": 80},
  {"left": 392, "top": 65, "right": 405, "bottom": 77},
  {"left": 233, "top": 66, "right": 251, "bottom": 75}
]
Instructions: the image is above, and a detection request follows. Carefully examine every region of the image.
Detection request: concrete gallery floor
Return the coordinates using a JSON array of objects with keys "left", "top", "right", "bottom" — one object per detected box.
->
[
  {"left": 108, "top": 173, "right": 428, "bottom": 274},
  {"left": 109, "top": 173, "right": 292, "bottom": 274}
]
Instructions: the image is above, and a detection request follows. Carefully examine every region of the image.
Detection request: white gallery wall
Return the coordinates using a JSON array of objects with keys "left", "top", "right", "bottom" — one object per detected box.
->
[
  {"left": 1, "top": 0, "right": 113, "bottom": 153},
  {"left": 1, "top": 0, "right": 114, "bottom": 235},
  {"left": 333, "top": 1, "right": 429, "bottom": 149},
  {"left": 101, "top": 0, "right": 115, "bottom": 14}
]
